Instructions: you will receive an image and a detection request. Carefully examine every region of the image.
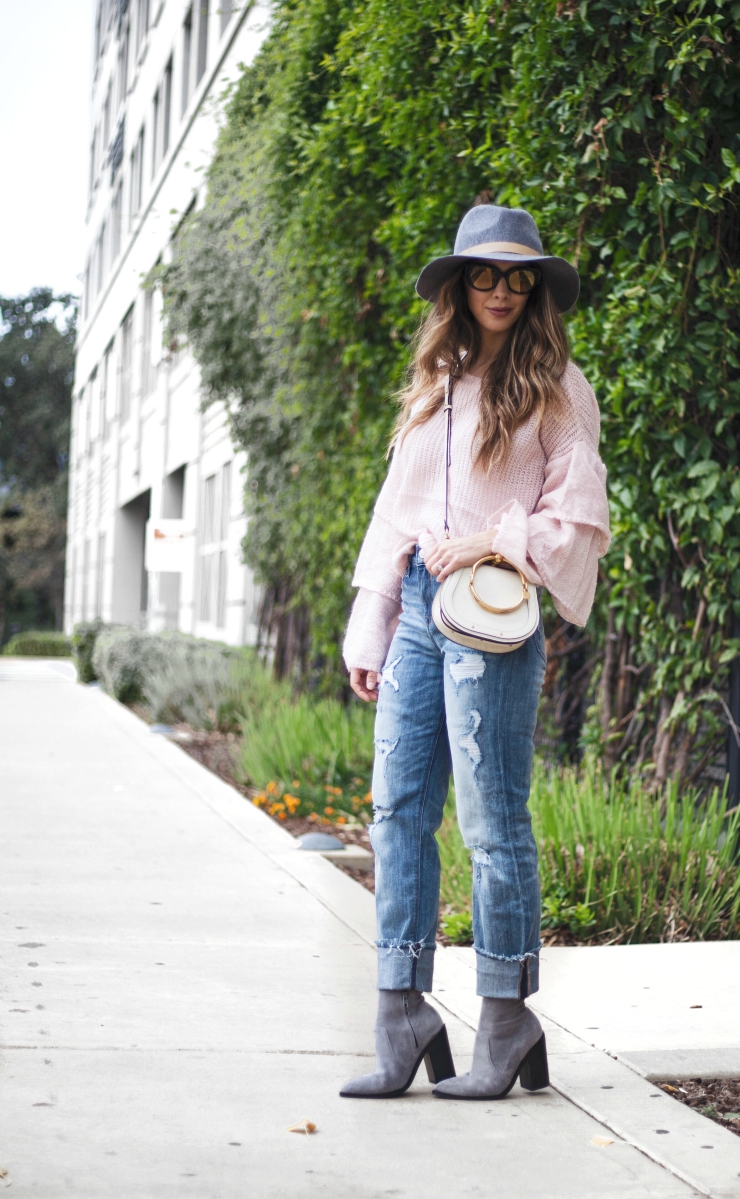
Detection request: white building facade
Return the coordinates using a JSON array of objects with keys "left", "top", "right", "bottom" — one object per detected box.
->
[{"left": 65, "top": 0, "right": 266, "bottom": 644}]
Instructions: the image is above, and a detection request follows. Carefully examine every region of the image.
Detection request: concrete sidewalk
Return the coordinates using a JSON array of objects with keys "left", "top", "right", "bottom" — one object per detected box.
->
[{"left": 1, "top": 662, "right": 739, "bottom": 1197}]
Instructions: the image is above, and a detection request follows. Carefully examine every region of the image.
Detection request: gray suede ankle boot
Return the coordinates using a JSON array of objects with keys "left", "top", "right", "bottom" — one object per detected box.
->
[
  {"left": 433, "top": 997, "right": 549, "bottom": 1100},
  {"left": 340, "top": 989, "right": 456, "bottom": 1098}
]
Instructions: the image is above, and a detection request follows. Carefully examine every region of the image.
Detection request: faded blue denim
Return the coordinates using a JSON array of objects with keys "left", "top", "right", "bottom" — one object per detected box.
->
[{"left": 371, "top": 548, "right": 546, "bottom": 999}]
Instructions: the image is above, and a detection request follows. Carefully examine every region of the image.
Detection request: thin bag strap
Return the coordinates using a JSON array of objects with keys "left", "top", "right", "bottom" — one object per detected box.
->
[{"left": 443, "top": 374, "right": 453, "bottom": 539}]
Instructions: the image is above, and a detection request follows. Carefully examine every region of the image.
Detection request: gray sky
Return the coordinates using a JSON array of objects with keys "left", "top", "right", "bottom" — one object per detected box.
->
[{"left": 0, "top": 0, "right": 92, "bottom": 301}]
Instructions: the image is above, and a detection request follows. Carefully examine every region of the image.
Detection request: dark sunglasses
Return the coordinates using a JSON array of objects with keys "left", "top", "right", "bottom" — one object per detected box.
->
[{"left": 464, "top": 261, "right": 542, "bottom": 294}]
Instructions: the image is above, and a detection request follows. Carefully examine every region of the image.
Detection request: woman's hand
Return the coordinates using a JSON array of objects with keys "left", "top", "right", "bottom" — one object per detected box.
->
[
  {"left": 424, "top": 531, "right": 495, "bottom": 581},
  {"left": 350, "top": 667, "right": 380, "bottom": 702}
]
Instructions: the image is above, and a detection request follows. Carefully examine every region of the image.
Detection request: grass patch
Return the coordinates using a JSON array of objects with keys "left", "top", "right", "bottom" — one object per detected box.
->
[
  {"left": 237, "top": 693, "right": 375, "bottom": 824},
  {"left": 437, "top": 761, "right": 740, "bottom": 945}
]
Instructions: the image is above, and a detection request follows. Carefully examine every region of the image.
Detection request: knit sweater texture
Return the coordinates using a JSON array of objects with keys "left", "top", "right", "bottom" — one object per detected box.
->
[{"left": 343, "top": 360, "right": 611, "bottom": 673}]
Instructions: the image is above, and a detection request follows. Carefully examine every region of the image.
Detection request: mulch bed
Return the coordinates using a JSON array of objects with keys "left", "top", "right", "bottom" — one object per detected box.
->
[{"left": 658, "top": 1079, "right": 740, "bottom": 1138}]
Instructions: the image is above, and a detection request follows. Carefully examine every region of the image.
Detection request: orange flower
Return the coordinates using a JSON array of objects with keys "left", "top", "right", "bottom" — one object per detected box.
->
[
  {"left": 292, "top": 780, "right": 301, "bottom": 789},
  {"left": 266, "top": 780, "right": 280, "bottom": 795},
  {"left": 324, "top": 806, "right": 335, "bottom": 815}
]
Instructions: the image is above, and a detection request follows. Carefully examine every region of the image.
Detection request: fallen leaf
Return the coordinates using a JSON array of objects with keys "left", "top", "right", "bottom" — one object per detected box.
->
[
  {"left": 591, "top": 1136, "right": 614, "bottom": 1147},
  {"left": 287, "top": 1119, "right": 317, "bottom": 1135},
  {"left": 662, "top": 1084, "right": 679, "bottom": 1092},
  {"left": 0, "top": 1169, "right": 7, "bottom": 1178}
]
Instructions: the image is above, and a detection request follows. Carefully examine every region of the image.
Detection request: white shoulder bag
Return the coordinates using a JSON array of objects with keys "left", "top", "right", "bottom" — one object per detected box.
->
[{"left": 431, "top": 375, "right": 540, "bottom": 654}]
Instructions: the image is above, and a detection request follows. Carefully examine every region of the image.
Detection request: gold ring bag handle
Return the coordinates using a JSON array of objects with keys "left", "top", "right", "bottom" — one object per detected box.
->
[{"left": 469, "top": 554, "right": 530, "bottom": 614}]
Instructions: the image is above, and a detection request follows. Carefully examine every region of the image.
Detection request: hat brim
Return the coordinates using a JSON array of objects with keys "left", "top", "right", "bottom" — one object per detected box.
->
[{"left": 416, "top": 251, "right": 580, "bottom": 313}]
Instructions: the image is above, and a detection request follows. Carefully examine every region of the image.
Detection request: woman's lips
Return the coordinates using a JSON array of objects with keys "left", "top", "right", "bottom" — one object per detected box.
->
[{"left": 486, "top": 307, "right": 512, "bottom": 317}]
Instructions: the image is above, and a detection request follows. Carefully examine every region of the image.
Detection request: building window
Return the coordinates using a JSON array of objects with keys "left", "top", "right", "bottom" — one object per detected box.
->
[
  {"left": 151, "top": 59, "right": 172, "bottom": 178},
  {"left": 82, "top": 537, "right": 91, "bottom": 620},
  {"left": 151, "top": 87, "right": 160, "bottom": 179},
  {"left": 109, "top": 116, "right": 125, "bottom": 184},
  {"left": 198, "top": 461, "right": 230, "bottom": 626},
  {"left": 119, "top": 305, "right": 134, "bottom": 423},
  {"left": 196, "top": 1, "right": 210, "bottom": 85},
  {"left": 129, "top": 125, "right": 144, "bottom": 226},
  {"left": 103, "top": 80, "right": 112, "bottom": 150},
  {"left": 69, "top": 547, "right": 78, "bottom": 626},
  {"left": 95, "top": 532, "right": 106, "bottom": 618},
  {"left": 83, "top": 259, "right": 91, "bottom": 321},
  {"left": 140, "top": 289, "right": 155, "bottom": 398},
  {"left": 101, "top": 340, "right": 114, "bottom": 438},
  {"left": 220, "top": 0, "right": 233, "bottom": 35},
  {"left": 89, "top": 129, "right": 97, "bottom": 200},
  {"left": 96, "top": 222, "right": 107, "bottom": 295},
  {"left": 135, "top": 0, "right": 149, "bottom": 55},
  {"left": 181, "top": 8, "right": 193, "bottom": 115},
  {"left": 94, "top": 1, "right": 104, "bottom": 64},
  {"left": 117, "top": 19, "right": 129, "bottom": 105},
  {"left": 110, "top": 179, "right": 123, "bottom": 261},
  {"left": 162, "top": 57, "right": 172, "bottom": 156}
]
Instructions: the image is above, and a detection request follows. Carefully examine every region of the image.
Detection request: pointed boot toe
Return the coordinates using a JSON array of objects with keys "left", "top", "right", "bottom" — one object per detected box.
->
[
  {"left": 433, "top": 999, "right": 549, "bottom": 1101},
  {"left": 340, "top": 990, "right": 456, "bottom": 1099}
]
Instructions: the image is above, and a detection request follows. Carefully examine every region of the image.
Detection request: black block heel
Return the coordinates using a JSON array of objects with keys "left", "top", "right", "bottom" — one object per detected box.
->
[
  {"left": 424, "top": 1026, "right": 456, "bottom": 1084},
  {"left": 518, "top": 1032, "right": 549, "bottom": 1091}
]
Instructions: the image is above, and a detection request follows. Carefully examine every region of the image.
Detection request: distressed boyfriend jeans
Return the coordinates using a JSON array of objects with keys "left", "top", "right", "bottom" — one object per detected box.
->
[{"left": 371, "top": 548, "right": 546, "bottom": 999}]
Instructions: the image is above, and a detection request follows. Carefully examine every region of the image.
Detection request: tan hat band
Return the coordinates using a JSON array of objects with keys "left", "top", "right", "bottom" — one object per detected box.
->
[{"left": 461, "top": 240, "right": 542, "bottom": 258}]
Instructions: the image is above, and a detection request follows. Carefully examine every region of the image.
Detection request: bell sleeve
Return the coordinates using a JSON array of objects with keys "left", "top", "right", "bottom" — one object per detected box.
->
[{"left": 488, "top": 443, "right": 609, "bottom": 625}]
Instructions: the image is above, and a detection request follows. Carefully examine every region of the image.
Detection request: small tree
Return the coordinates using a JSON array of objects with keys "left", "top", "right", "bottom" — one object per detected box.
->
[{"left": 0, "top": 289, "right": 76, "bottom": 639}]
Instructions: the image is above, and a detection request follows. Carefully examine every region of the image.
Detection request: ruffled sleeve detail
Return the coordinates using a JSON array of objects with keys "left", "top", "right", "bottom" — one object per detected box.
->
[{"left": 489, "top": 439, "right": 610, "bottom": 627}]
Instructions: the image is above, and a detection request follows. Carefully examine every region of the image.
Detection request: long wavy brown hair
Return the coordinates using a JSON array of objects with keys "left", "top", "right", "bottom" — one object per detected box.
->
[{"left": 391, "top": 267, "right": 569, "bottom": 469}]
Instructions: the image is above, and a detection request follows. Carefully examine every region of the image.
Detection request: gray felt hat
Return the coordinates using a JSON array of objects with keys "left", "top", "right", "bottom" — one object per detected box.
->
[{"left": 416, "top": 204, "right": 580, "bottom": 313}]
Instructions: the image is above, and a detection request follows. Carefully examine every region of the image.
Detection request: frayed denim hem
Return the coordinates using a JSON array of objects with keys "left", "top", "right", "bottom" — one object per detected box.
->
[
  {"left": 376, "top": 941, "right": 436, "bottom": 993},
  {"left": 475, "top": 948, "right": 540, "bottom": 999},
  {"left": 474, "top": 945, "right": 542, "bottom": 963}
]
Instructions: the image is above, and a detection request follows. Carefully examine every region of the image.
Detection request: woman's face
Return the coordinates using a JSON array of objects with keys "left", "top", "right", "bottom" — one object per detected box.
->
[{"left": 465, "top": 259, "right": 530, "bottom": 338}]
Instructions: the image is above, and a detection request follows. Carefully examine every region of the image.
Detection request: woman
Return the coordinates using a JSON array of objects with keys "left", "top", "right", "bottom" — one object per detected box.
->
[{"left": 340, "top": 204, "right": 610, "bottom": 1100}]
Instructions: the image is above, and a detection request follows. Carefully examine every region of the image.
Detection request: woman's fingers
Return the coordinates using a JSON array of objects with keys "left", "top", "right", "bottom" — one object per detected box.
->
[{"left": 350, "top": 667, "right": 379, "bottom": 703}]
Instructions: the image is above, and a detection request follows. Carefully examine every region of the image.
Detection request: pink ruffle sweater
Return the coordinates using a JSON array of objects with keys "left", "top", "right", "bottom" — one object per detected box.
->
[{"left": 343, "top": 360, "right": 611, "bottom": 673}]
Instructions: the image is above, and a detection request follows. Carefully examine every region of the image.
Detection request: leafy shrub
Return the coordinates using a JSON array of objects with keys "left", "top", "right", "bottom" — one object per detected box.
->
[
  {"left": 440, "top": 910, "right": 473, "bottom": 945},
  {"left": 92, "top": 627, "right": 172, "bottom": 705},
  {"left": 2, "top": 629, "right": 72, "bottom": 657},
  {"left": 164, "top": 0, "right": 740, "bottom": 782},
  {"left": 72, "top": 618, "right": 108, "bottom": 682},
  {"left": 437, "top": 762, "right": 740, "bottom": 945},
  {"left": 140, "top": 639, "right": 249, "bottom": 730},
  {"left": 239, "top": 694, "right": 375, "bottom": 823}
]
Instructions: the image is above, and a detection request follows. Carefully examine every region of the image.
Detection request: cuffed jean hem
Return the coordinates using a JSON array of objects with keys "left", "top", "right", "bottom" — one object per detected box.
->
[
  {"left": 475, "top": 949, "right": 539, "bottom": 999},
  {"left": 376, "top": 943, "right": 436, "bottom": 993}
]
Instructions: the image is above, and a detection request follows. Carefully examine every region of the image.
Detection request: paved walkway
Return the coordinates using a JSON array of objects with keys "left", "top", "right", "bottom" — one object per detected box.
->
[{"left": 2, "top": 661, "right": 740, "bottom": 1197}]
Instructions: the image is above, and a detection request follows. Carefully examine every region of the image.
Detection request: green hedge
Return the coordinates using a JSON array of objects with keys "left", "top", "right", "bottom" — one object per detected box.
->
[
  {"left": 162, "top": 0, "right": 740, "bottom": 780},
  {"left": 2, "top": 630, "right": 72, "bottom": 657}
]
